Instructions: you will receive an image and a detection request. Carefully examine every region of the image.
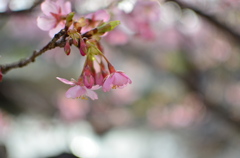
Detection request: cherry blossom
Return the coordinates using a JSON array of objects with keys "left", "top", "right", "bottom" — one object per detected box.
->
[
  {"left": 103, "top": 71, "right": 132, "bottom": 92},
  {"left": 37, "top": 0, "right": 71, "bottom": 37},
  {"left": 120, "top": 0, "right": 160, "bottom": 40},
  {"left": 56, "top": 77, "right": 99, "bottom": 100}
]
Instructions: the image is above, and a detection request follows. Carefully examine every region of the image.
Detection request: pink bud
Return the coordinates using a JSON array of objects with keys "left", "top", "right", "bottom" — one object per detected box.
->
[
  {"left": 73, "top": 39, "right": 78, "bottom": 46},
  {"left": 80, "top": 39, "right": 87, "bottom": 56},
  {"left": 83, "top": 66, "right": 94, "bottom": 88},
  {"left": 64, "top": 41, "right": 71, "bottom": 55}
]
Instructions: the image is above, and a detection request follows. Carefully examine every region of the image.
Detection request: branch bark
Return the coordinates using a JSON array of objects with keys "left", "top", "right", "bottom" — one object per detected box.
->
[{"left": 0, "top": 29, "right": 66, "bottom": 74}]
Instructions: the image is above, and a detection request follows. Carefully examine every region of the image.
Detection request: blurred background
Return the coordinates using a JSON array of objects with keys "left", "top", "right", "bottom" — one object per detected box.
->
[{"left": 1, "top": 0, "right": 240, "bottom": 157}]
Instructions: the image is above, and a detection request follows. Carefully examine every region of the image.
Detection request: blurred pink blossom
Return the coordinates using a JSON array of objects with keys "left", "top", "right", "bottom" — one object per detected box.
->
[
  {"left": 81, "top": 9, "right": 110, "bottom": 34},
  {"left": 103, "top": 71, "right": 132, "bottom": 92},
  {"left": 37, "top": 0, "right": 71, "bottom": 37},
  {"left": 0, "top": 110, "right": 10, "bottom": 137},
  {"left": 56, "top": 77, "right": 99, "bottom": 100},
  {"left": 121, "top": 0, "right": 160, "bottom": 40},
  {"left": 104, "top": 28, "right": 129, "bottom": 45}
]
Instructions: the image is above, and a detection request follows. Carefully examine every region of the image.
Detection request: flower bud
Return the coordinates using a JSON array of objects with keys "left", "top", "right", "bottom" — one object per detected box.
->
[
  {"left": 79, "top": 38, "right": 87, "bottom": 56},
  {"left": 64, "top": 40, "right": 71, "bottom": 55},
  {"left": 83, "top": 65, "right": 94, "bottom": 89}
]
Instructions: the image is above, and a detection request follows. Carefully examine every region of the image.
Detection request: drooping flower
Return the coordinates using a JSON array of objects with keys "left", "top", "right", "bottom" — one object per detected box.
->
[
  {"left": 37, "top": 0, "right": 71, "bottom": 37},
  {"left": 56, "top": 77, "right": 99, "bottom": 100},
  {"left": 103, "top": 71, "right": 132, "bottom": 92}
]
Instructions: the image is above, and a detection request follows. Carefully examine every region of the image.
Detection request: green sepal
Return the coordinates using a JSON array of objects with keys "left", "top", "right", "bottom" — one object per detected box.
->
[
  {"left": 97, "top": 21, "right": 120, "bottom": 33},
  {"left": 66, "top": 12, "right": 75, "bottom": 28}
]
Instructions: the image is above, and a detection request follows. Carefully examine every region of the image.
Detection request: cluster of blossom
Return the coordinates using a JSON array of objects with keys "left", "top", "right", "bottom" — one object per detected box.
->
[
  {"left": 103, "top": 0, "right": 160, "bottom": 45},
  {"left": 37, "top": 0, "right": 131, "bottom": 100}
]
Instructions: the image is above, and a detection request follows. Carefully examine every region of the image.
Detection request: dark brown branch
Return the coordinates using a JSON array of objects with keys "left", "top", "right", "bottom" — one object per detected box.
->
[
  {"left": 165, "top": 0, "right": 240, "bottom": 43},
  {"left": 0, "top": 0, "right": 43, "bottom": 16},
  {"left": 0, "top": 26, "right": 101, "bottom": 74},
  {"left": 0, "top": 29, "right": 66, "bottom": 74}
]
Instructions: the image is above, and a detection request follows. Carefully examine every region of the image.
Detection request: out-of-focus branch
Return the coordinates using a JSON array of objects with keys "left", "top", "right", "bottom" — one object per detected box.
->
[
  {"left": 163, "top": 0, "right": 240, "bottom": 131},
  {"left": 0, "top": 0, "right": 43, "bottom": 16},
  {"left": 165, "top": 0, "right": 240, "bottom": 43},
  {"left": 0, "top": 29, "right": 66, "bottom": 74},
  {"left": 124, "top": 43, "right": 240, "bottom": 131},
  {"left": 178, "top": 64, "right": 240, "bottom": 131}
]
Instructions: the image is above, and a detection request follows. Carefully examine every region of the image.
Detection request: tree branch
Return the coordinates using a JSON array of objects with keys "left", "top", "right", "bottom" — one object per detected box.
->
[
  {"left": 0, "top": 29, "right": 66, "bottom": 74},
  {"left": 165, "top": 0, "right": 240, "bottom": 43},
  {"left": 178, "top": 64, "right": 240, "bottom": 131}
]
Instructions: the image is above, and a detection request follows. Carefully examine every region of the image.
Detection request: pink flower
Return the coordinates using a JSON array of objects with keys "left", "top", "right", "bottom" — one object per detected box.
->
[
  {"left": 81, "top": 9, "right": 110, "bottom": 34},
  {"left": 56, "top": 77, "right": 99, "bottom": 100},
  {"left": 37, "top": 0, "right": 71, "bottom": 37},
  {"left": 103, "top": 71, "right": 132, "bottom": 92},
  {"left": 120, "top": 1, "right": 160, "bottom": 40}
]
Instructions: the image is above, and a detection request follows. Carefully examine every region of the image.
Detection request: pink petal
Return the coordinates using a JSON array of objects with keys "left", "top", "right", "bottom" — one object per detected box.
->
[
  {"left": 103, "top": 75, "right": 114, "bottom": 92},
  {"left": 95, "top": 73, "right": 104, "bottom": 86},
  {"left": 86, "top": 89, "right": 98, "bottom": 100},
  {"left": 83, "top": 75, "right": 94, "bottom": 89},
  {"left": 49, "top": 22, "right": 65, "bottom": 37},
  {"left": 119, "top": 72, "right": 132, "bottom": 84},
  {"left": 66, "top": 86, "right": 86, "bottom": 98},
  {"left": 41, "top": 0, "right": 59, "bottom": 16},
  {"left": 56, "top": 77, "right": 75, "bottom": 85},
  {"left": 112, "top": 72, "right": 129, "bottom": 86},
  {"left": 91, "top": 85, "right": 101, "bottom": 90},
  {"left": 85, "top": 9, "right": 110, "bottom": 22},
  {"left": 62, "top": 1, "right": 72, "bottom": 15},
  {"left": 37, "top": 16, "right": 56, "bottom": 31}
]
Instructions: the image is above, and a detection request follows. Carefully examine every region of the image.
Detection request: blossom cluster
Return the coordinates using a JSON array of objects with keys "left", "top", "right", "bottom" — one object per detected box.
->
[{"left": 37, "top": 0, "right": 132, "bottom": 100}]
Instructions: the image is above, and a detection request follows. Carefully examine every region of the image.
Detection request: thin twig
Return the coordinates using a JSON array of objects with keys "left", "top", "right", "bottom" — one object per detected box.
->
[
  {"left": 165, "top": 0, "right": 240, "bottom": 43},
  {"left": 0, "top": 29, "right": 66, "bottom": 74}
]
